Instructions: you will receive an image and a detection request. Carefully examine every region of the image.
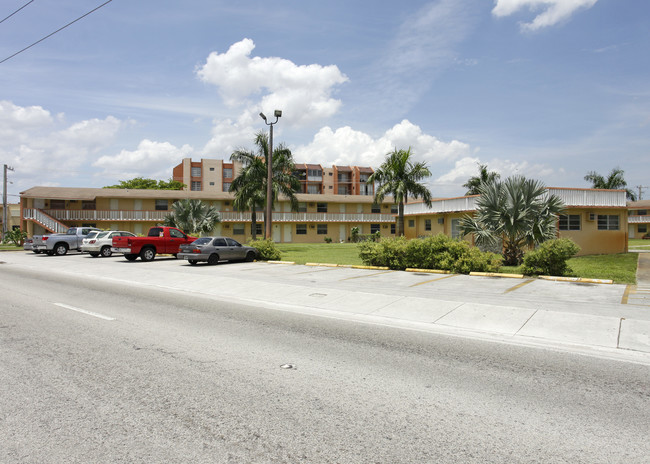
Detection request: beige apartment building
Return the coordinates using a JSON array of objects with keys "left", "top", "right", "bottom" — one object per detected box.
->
[{"left": 16, "top": 157, "right": 636, "bottom": 255}]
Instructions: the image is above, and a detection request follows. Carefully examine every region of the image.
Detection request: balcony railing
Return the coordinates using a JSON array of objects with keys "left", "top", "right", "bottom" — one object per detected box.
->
[
  {"left": 628, "top": 215, "right": 650, "bottom": 224},
  {"left": 33, "top": 209, "right": 395, "bottom": 224},
  {"left": 23, "top": 208, "right": 68, "bottom": 233}
]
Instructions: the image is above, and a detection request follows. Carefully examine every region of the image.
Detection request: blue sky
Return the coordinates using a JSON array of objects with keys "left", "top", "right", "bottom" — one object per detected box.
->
[{"left": 1, "top": 0, "right": 649, "bottom": 201}]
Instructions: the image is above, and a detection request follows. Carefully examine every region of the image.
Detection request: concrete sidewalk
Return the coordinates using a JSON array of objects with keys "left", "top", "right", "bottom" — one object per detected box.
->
[{"left": 2, "top": 251, "right": 650, "bottom": 364}]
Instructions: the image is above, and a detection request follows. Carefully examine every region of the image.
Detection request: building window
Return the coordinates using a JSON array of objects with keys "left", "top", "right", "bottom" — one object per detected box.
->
[
  {"left": 81, "top": 200, "right": 96, "bottom": 210},
  {"left": 223, "top": 168, "right": 233, "bottom": 178},
  {"left": 639, "top": 225, "right": 648, "bottom": 233},
  {"left": 50, "top": 199, "right": 65, "bottom": 209},
  {"left": 390, "top": 224, "right": 395, "bottom": 234},
  {"left": 338, "top": 186, "right": 350, "bottom": 195},
  {"left": 408, "top": 219, "right": 415, "bottom": 228},
  {"left": 371, "top": 204, "right": 381, "bottom": 213},
  {"left": 155, "top": 200, "right": 168, "bottom": 211},
  {"left": 425, "top": 219, "right": 431, "bottom": 231},
  {"left": 307, "top": 184, "right": 320, "bottom": 194},
  {"left": 251, "top": 223, "right": 263, "bottom": 235},
  {"left": 559, "top": 214, "right": 581, "bottom": 231},
  {"left": 209, "top": 167, "right": 215, "bottom": 171},
  {"left": 390, "top": 205, "right": 398, "bottom": 214},
  {"left": 191, "top": 167, "right": 201, "bottom": 177},
  {"left": 296, "top": 224, "right": 307, "bottom": 235},
  {"left": 636, "top": 210, "right": 647, "bottom": 216},
  {"left": 317, "top": 224, "right": 328, "bottom": 235},
  {"left": 451, "top": 218, "right": 461, "bottom": 239},
  {"left": 317, "top": 203, "right": 327, "bottom": 213},
  {"left": 370, "top": 224, "right": 380, "bottom": 234},
  {"left": 233, "top": 224, "right": 245, "bottom": 235},
  {"left": 307, "top": 169, "right": 322, "bottom": 180},
  {"left": 598, "top": 215, "right": 619, "bottom": 230},
  {"left": 297, "top": 202, "right": 307, "bottom": 213},
  {"left": 209, "top": 182, "right": 215, "bottom": 186},
  {"left": 191, "top": 181, "right": 202, "bottom": 191},
  {"left": 222, "top": 183, "right": 231, "bottom": 192}
]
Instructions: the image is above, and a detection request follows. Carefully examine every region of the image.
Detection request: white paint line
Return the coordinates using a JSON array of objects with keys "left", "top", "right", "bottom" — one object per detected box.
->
[{"left": 53, "top": 303, "right": 115, "bottom": 321}]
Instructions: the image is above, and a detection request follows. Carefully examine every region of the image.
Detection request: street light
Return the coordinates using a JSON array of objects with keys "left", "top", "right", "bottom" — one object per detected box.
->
[{"left": 259, "top": 110, "right": 282, "bottom": 240}]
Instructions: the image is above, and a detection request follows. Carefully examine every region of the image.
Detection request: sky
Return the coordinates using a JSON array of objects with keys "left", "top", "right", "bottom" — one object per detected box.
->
[{"left": 1, "top": 0, "right": 649, "bottom": 202}]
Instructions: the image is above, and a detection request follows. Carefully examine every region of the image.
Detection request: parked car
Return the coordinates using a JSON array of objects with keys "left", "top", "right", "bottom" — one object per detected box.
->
[
  {"left": 112, "top": 226, "right": 196, "bottom": 261},
  {"left": 177, "top": 237, "right": 258, "bottom": 265},
  {"left": 23, "top": 237, "right": 37, "bottom": 253},
  {"left": 81, "top": 230, "right": 136, "bottom": 257},
  {"left": 32, "top": 227, "right": 101, "bottom": 256}
]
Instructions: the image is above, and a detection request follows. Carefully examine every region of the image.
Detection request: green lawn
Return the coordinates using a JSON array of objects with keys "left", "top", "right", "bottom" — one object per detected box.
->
[
  {"left": 275, "top": 242, "right": 640, "bottom": 284},
  {"left": 629, "top": 238, "right": 650, "bottom": 250}
]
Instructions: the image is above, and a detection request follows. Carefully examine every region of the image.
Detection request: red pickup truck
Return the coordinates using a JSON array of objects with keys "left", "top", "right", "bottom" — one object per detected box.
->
[{"left": 112, "top": 226, "right": 197, "bottom": 261}]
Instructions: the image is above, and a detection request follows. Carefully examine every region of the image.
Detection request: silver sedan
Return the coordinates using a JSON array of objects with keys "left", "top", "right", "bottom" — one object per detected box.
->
[{"left": 177, "top": 237, "right": 258, "bottom": 265}]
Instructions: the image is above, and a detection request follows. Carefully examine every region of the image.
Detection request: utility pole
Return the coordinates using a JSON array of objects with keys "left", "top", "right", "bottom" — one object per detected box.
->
[
  {"left": 636, "top": 185, "right": 648, "bottom": 201},
  {"left": 2, "top": 164, "right": 14, "bottom": 240}
]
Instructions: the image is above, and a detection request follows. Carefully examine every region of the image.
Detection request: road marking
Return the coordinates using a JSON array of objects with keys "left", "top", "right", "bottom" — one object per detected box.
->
[
  {"left": 53, "top": 303, "right": 115, "bottom": 321},
  {"left": 503, "top": 279, "right": 535, "bottom": 294},
  {"left": 409, "top": 274, "right": 457, "bottom": 287},
  {"left": 621, "top": 285, "right": 634, "bottom": 305},
  {"left": 340, "top": 270, "right": 395, "bottom": 281}
]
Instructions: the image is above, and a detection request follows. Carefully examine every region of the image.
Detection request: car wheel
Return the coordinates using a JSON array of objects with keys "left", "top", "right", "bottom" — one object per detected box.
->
[
  {"left": 47, "top": 250, "right": 55, "bottom": 256},
  {"left": 124, "top": 254, "right": 138, "bottom": 261},
  {"left": 188, "top": 259, "right": 198, "bottom": 265},
  {"left": 245, "top": 251, "right": 256, "bottom": 262},
  {"left": 207, "top": 253, "right": 219, "bottom": 265},
  {"left": 140, "top": 247, "right": 156, "bottom": 262},
  {"left": 54, "top": 243, "right": 68, "bottom": 256},
  {"left": 100, "top": 246, "right": 112, "bottom": 258},
  {"left": 89, "top": 252, "right": 100, "bottom": 257}
]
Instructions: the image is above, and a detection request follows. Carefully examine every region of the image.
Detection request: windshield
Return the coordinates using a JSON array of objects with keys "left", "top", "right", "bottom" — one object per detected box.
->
[{"left": 191, "top": 237, "right": 212, "bottom": 246}]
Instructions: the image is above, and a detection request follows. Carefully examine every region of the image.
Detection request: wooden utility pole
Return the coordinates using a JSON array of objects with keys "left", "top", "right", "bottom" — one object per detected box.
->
[{"left": 2, "top": 165, "right": 15, "bottom": 240}]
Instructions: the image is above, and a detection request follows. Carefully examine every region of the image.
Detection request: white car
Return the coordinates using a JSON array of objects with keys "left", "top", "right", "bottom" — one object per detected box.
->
[{"left": 81, "top": 230, "right": 136, "bottom": 257}]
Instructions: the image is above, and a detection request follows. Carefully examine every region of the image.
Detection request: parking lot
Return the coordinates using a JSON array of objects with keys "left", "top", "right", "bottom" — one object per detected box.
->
[{"left": 2, "top": 250, "right": 650, "bottom": 362}]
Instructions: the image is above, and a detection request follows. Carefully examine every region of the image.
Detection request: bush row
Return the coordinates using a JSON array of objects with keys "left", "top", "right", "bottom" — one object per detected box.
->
[
  {"left": 248, "top": 238, "right": 282, "bottom": 261},
  {"left": 521, "top": 238, "right": 580, "bottom": 276},
  {"left": 357, "top": 235, "right": 502, "bottom": 273}
]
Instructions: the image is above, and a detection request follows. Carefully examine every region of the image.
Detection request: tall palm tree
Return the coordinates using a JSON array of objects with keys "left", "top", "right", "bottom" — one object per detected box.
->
[
  {"left": 459, "top": 176, "right": 565, "bottom": 265},
  {"left": 162, "top": 199, "right": 221, "bottom": 235},
  {"left": 463, "top": 163, "right": 500, "bottom": 195},
  {"left": 230, "top": 132, "right": 300, "bottom": 239},
  {"left": 368, "top": 147, "right": 433, "bottom": 237},
  {"left": 584, "top": 167, "right": 637, "bottom": 201}
]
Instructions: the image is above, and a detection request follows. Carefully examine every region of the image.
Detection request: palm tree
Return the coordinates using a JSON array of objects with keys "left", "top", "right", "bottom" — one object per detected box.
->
[
  {"left": 459, "top": 176, "right": 565, "bottom": 265},
  {"left": 584, "top": 167, "right": 637, "bottom": 201},
  {"left": 230, "top": 132, "right": 301, "bottom": 239},
  {"left": 162, "top": 199, "right": 221, "bottom": 235},
  {"left": 368, "top": 147, "right": 433, "bottom": 237},
  {"left": 463, "top": 163, "right": 500, "bottom": 195}
]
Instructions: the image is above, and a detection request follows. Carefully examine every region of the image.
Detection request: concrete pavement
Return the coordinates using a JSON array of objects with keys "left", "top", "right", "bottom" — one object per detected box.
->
[{"left": 2, "top": 250, "right": 650, "bottom": 364}]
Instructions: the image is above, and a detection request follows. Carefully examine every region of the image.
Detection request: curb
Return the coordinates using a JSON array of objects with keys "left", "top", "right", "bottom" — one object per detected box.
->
[
  {"left": 267, "top": 260, "right": 296, "bottom": 265},
  {"left": 405, "top": 268, "right": 452, "bottom": 274},
  {"left": 538, "top": 275, "right": 613, "bottom": 284},
  {"left": 470, "top": 272, "right": 525, "bottom": 279}
]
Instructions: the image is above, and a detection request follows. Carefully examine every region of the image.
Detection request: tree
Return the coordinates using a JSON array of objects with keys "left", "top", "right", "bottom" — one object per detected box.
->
[
  {"left": 104, "top": 177, "right": 185, "bottom": 190},
  {"left": 230, "top": 132, "right": 301, "bottom": 239},
  {"left": 459, "top": 176, "right": 565, "bottom": 266},
  {"left": 368, "top": 148, "right": 433, "bottom": 237},
  {"left": 162, "top": 199, "right": 220, "bottom": 235},
  {"left": 584, "top": 167, "right": 637, "bottom": 201},
  {"left": 463, "top": 163, "right": 500, "bottom": 195}
]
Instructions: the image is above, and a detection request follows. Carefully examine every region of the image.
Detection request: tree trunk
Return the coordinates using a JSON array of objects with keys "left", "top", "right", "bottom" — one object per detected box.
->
[
  {"left": 397, "top": 202, "right": 405, "bottom": 236},
  {"left": 251, "top": 211, "right": 257, "bottom": 241}
]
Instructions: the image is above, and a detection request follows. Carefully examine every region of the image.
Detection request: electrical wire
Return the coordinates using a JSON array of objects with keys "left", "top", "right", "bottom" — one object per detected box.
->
[
  {"left": 0, "top": 0, "right": 34, "bottom": 25},
  {"left": 0, "top": 0, "right": 113, "bottom": 65}
]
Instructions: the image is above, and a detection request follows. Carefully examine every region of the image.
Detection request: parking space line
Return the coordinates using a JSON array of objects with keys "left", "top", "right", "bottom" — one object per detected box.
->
[
  {"left": 503, "top": 279, "right": 535, "bottom": 294},
  {"left": 339, "top": 270, "right": 395, "bottom": 281},
  {"left": 409, "top": 274, "right": 457, "bottom": 287},
  {"left": 621, "top": 285, "right": 634, "bottom": 305},
  {"left": 53, "top": 302, "right": 115, "bottom": 321}
]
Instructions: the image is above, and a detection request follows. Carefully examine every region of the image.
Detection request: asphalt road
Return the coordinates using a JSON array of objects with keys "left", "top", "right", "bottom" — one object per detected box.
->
[{"left": 1, "top": 265, "right": 649, "bottom": 463}]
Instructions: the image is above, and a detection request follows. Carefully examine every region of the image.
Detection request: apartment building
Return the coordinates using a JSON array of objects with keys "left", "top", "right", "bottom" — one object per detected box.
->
[{"left": 628, "top": 200, "right": 650, "bottom": 239}]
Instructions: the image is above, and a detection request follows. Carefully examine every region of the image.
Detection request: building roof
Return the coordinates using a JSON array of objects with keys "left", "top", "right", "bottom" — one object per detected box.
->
[{"left": 628, "top": 200, "right": 650, "bottom": 208}]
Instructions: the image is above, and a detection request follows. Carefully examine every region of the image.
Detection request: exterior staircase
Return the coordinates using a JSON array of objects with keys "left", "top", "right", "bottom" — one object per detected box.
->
[{"left": 23, "top": 208, "right": 68, "bottom": 234}]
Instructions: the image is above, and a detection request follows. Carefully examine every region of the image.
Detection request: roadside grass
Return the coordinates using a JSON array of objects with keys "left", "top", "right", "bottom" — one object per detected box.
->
[
  {"left": 629, "top": 238, "right": 650, "bottom": 250},
  {"left": 275, "top": 242, "right": 640, "bottom": 284},
  {"left": 275, "top": 242, "right": 364, "bottom": 265},
  {"left": 0, "top": 245, "right": 22, "bottom": 251}
]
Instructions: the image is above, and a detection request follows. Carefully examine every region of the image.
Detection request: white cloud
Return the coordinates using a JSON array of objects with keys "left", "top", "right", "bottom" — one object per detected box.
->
[
  {"left": 196, "top": 38, "right": 348, "bottom": 127},
  {"left": 294, "top": 120, "right": 471, "bottom": 168},
  {"left": 492, "top": 0, "right": 598, "bottom": 31},
  {"left": 93, "top": 139, "right": 194, "bottom": 180}
]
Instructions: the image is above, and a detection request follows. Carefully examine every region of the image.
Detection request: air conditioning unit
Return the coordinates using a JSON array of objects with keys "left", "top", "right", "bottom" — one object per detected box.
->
[
  {"left": 224, "top": 224, "right": 230, "bottom": 229},
  {"left": 587, "top": 213, "right": 595, "bottom": 221},
  {"left": 438, "top": 218, "right": 444, "bottom": 225},
  {"left": 310, "top": 224, "right": 316, "bottom": 229}
]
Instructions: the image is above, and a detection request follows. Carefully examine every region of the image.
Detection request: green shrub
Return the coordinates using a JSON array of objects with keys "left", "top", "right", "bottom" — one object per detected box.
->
[
  {"left": 2, "top": 229, "right": 27, "bottom": 246},
  {"left": 324, "top": 236, "right": 332, "bottom": 243},
  {"left": 350, "top": 227, "right": 360, "bottom": 243},
  {"left": 248, "top": 238, "right": 282, "bottom": 261},
  {"left": 521, "top": 238, "right": 580, "bottom": 276},
  {"left": 358, "top": 234, "right": 502, "bottom": 273}
]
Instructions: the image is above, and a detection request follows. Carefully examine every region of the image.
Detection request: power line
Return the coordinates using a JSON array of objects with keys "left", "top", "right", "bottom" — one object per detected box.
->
[
  {"left": 0, "top": 0, "right": 113, "bottom": 65},
  {"left": 0, "top": 0, "right": 34, "bottom": 25}
]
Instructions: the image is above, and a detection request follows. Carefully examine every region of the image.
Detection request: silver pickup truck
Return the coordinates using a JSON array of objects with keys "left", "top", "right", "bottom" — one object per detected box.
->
[{"left": 32, "top": 227, "right": 101, "bottom": 256}]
